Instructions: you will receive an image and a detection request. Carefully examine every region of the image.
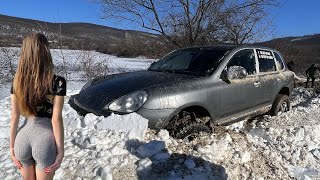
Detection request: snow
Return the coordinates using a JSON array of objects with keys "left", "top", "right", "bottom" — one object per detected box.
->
[
  {"left": 50, "top": 49, "right": 154, "bottom": 75},
  {"left": 96, "top": 113, "right": 148, "bottom": 139},
  {"left": 290, "top": 36, "right": 312, "bottom": 42},
  {"left": 1, "top": 48, "right": 320, "bottom": 179},
  {"left": 184, "top": 158, "right": 196, "bottom": 169},
  {"left": 137, "top": 141, "right": 166, "bottom": 158},
  {"left": 137, "top": 158, "right": 152, "bottom": 172}
]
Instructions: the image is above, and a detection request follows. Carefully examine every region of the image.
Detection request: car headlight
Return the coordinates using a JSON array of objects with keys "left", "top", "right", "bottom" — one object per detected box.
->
[
  {"left": 81, "top": 79, "right": 93, "bottom": 91},
  {"left": 108, "top": 91, "right": 148, "bottom": 113}
]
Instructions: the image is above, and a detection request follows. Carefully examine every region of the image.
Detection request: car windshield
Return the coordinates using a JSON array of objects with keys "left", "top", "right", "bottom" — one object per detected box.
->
[{"left": 148, "top": 49, "right": 228, "bottom": 76}]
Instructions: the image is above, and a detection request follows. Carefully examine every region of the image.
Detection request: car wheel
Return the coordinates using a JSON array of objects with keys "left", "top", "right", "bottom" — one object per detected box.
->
[
  {"left": 176, "top": 123, "right": 211, "bottom": 142},
  {"left": 268, "top": 94, "right": 290, "bottom": 116},
  {"left": 167, "top": 111, "right": 211, "bottom": 141}
]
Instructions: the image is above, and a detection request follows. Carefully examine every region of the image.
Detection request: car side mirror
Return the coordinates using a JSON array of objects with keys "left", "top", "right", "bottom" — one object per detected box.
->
[{"left": 221, "top": 66, "right": 248, "bottom": 81}]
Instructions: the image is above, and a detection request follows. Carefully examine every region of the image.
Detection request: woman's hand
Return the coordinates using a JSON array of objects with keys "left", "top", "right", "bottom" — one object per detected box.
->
[
  {"left": 10, "top": 148, "right": 22, "bottom": 169},
  {"left": 44, "top": 151, "right": 64, "bottom": 174}
]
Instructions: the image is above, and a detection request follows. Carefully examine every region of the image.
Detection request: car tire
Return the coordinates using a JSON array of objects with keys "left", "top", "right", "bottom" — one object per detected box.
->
[
  {"left": 167, "top": 110, "right": 212, "bottom": 141},
  {"left": 176, "top": 123, "right": 211, "bottom": 142},
  {"left": 268, "top": 94, "right": 290, "bottom": 116}
]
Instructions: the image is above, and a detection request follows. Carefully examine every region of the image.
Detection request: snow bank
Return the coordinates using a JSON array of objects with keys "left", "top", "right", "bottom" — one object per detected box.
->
[
  {"left": 1, "top": 88, "right": 320, "bottom": 180},
  {"left": 96, "top": 113, "right": 148, "bottom": 139}
]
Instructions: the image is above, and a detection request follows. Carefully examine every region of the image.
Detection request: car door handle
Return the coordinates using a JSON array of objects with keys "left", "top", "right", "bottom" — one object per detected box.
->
[{"left": 254, "top": 82, "right": 261, "bottom": 87}]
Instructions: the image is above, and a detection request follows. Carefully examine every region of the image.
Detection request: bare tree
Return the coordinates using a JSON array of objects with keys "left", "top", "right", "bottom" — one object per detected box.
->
[
  {"left": 53, "top": 25, "right": 69, "bottom": 80},
  {"left": 215, "top": 0, "right": 278, "bottom": 44},
  {"left": 78, "top": 50, "right": 110, "bottom": 79},
  {"left": 0, "top": 47, "right": 19, "bottom": 83},
  {"left": 95, "top": 0, "right": 279, "bottom": 47}
]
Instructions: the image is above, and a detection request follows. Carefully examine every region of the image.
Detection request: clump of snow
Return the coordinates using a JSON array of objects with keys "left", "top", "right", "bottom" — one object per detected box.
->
[
  {"left": 225, "top": 120, "right": 246, "bottom": 132},
  {"left": 240, "top": 151, "right": 251, "bottom": 164},
  {"left": 137, "top": 158, "right": 152, "bottom": 174},
  {"left": 96, "top": 113, "right": 148, "bottom": 139}
]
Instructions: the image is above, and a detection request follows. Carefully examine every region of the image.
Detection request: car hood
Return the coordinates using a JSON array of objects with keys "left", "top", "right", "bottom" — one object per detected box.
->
[{"left": 76, "top": 70, "right": 199, "bottom": 111}]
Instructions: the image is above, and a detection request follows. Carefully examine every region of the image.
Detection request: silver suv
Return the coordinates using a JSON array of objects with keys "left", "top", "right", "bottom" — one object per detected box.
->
[{"left": 70, "top": 45, "right": 294, "bottom": 139}]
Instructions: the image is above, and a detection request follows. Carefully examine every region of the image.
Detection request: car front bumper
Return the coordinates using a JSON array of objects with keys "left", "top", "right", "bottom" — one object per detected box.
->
[
  {"left": 69, "top": 95, "right": 175, "bottom": 130},
  {"left": 136, "top": 107, "right": 176, "bottom": 129}
]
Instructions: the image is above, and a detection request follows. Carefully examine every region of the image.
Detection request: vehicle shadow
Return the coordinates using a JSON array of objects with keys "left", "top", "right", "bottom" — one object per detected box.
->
[{"left": 124, "top": 139, "right": 228, "bottom": 180}]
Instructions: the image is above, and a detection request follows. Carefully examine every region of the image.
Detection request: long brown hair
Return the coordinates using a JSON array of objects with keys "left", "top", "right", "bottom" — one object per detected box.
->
[{"left": 13, "top": 33, "right": 54, "bottom": 116}]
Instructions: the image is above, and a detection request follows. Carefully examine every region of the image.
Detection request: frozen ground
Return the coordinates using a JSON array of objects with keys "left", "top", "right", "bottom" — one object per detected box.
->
[{"left": 1, "top": 49, "right": 320, "bottom": 180}]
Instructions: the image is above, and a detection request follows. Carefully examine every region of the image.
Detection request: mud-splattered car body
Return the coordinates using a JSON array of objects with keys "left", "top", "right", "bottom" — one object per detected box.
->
[{"left": 70, "top": 45, "right": 294, "bottom": 136}]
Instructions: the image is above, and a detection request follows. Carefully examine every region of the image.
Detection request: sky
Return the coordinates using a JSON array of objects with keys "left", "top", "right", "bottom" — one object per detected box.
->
[{"left": 0, "top": 0, "right": 320, "bottom": 39}]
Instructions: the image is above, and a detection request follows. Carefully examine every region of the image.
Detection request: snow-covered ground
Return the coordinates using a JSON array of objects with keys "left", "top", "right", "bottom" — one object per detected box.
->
[
  {"left": 0, "top": 49, "right": 320, "bottom": 180},
  {"left": 0, "top": 48, "right": 154, "bottom": 99}
]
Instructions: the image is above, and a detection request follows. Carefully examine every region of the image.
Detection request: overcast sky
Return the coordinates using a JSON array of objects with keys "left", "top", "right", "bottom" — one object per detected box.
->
[{"left": 0, "top": 0, "right": 319, "bottom": 39}]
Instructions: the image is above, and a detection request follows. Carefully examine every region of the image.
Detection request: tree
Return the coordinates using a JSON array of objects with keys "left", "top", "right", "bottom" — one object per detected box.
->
[
  {"left": 216, "top": 0, "right": 277, "bottom": 44},
  {"left": 0, "top": 47, "right": 19, "bottom": 83},
  {"left": 95, "top": 0, "right": 279, "bottom": 47}
]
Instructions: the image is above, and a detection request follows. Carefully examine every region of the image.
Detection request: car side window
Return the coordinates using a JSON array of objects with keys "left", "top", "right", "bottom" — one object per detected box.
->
[
  {"left": 273, "top": 52, "right": 285, "bottom": 70},
  {"left": 256, "top": 49, "right": 276, "bottom": 72},
  {"left": 227, "top": 49, "right": 256, "bottom": 75}
]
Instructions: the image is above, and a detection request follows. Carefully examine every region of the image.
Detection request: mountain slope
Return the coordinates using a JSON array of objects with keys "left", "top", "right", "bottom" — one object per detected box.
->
[
  {"left": 1, "top": 14, "right": 319, "bottom": 64},
  {"left": 0, "top": 14, "right": 160, "bottom": 49},
  {"left": 261, "top": 34, "right": 320, "bottom": 73}
]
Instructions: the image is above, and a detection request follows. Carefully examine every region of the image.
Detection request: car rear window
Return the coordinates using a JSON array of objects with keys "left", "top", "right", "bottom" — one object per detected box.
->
[{"left": 273, "top": 52, "right": 285, "bottom": 70}]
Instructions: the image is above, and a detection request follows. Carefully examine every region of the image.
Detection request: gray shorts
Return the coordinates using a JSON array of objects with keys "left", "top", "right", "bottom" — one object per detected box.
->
[{"left": 14, "top": 117, "right": 57, "bottom": 170}]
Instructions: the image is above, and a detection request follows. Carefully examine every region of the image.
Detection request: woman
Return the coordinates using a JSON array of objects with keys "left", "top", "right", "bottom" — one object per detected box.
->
[{"left": 10, "top": 33, "right": 66, "bottom": 180}]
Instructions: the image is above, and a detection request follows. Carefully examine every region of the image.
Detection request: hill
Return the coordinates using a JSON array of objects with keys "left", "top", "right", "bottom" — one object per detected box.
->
[
  {"left": 0, "top": 14, "right": 161, "bottom": 54},
  {"left": 261, "top": 34, "right": 320, "bottom": 74},
  {"left": 1, "top": 14, "right": 319, "bottom": 65}
]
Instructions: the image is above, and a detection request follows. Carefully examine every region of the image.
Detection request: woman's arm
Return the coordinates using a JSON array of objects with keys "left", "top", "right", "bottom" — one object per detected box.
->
[
  {"left": 44, "top": 96, "right": 64, "bottom": 173},
  {"left": 51, "top": 95, "right": 64, "bottom": 155},
  {"left": 10, "top": 94, "right": 22, "bottom": 168}
]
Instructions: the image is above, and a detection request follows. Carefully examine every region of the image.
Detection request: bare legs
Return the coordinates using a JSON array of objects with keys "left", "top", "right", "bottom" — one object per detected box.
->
[
  {"left": 18, "top": 164, "right": 55, "bottom": 180},
  {"left": 19, "top": 164, "right": 36, "bottom": 180},
  {"left": 36, "top": 168, "right": 55, "bottom": 180}
]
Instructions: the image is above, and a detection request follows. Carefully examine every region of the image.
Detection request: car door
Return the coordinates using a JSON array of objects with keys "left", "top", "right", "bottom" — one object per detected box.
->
[
  {"left": 218, "top": 49, "right": 262, "bottom": 119},
  {"left": 256, "top": 49, "right": 282, "bottom": 105}
]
